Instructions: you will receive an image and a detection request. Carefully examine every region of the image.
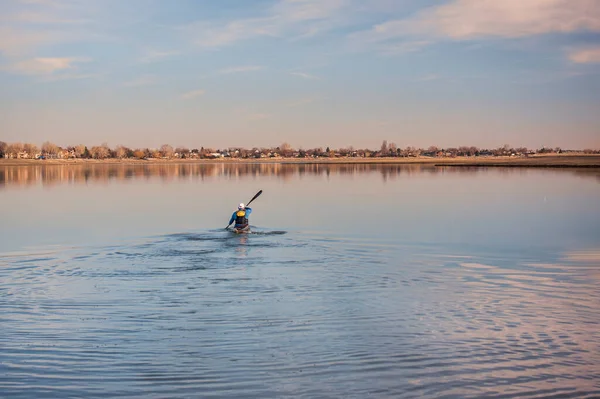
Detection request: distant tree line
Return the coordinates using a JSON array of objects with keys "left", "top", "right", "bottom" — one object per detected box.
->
[{"left": 0, "top": 140, "right": 598, "bottom": 160}]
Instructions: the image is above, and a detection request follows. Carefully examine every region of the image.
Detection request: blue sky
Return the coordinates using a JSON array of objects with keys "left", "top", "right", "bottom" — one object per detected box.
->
[{"left": 1, "top": 0, "right": 599, "bottom": 150}]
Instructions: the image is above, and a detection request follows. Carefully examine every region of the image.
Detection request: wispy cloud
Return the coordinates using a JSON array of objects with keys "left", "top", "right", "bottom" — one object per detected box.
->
[
  {"left": 4, "top": 0, "right": 89, "bottom": 26},
  {"left": 184, "top": 0, "right": 350, "bottom": 49},
  {"left": 0, "top": 26, "right": 65, "bottom": 56},
  {"left": 19, "top": 0, "right": 64, "bottom": 7},
  {"left": 271, "top": 0, "right": 346, "bottom": 22},
  {"left": 140, "top": 49, "right": 179, "bottom": 63},
  {"left": 5, "top": 56, "right": 90, "bottom": 75},
  {"left": 349, "top": 0, "right": 600, "bottom": 59},
  {"left": 354, "top": 0, "right": 600, "bottom": 43},
  {"left": 569, "top": 46, "right": 600, "bottom": 64},
  {"left": 19, "top": 0, "right": 66, "bottom": 7},
  {"left": 0, "top": 0, "right": 95, "bottom": 57},
  {"left": 187, "top": 17, "right": 277, "bottom": 48},
  {"left": 181, "top": 89, "right": 205, "bottom": 100},
  {"left": 5, "top": 11, "right": 88, "bottom": 25},
  {"left": 290, "top": 71, "right": 320, "bottom": 80},
  {"left": 378, "top": 40, "right": 432, "bottom": 56},
  {"left": 41, "top": 72, "right": 100, "bottom": 82},
  {"left": 124, "top": 74, "right": 156, "bottom": 87},
  {"left": 218, "top": 65, "right": 264, "bottom": 74}
]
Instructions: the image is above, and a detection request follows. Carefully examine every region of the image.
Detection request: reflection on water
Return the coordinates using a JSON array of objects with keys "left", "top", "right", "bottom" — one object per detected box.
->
[
  {"left": 2, "top": 162, "right": 600, "bottom": 188},
  {"left": 1, "top": 163, "right": 600, "bottom": 398}
]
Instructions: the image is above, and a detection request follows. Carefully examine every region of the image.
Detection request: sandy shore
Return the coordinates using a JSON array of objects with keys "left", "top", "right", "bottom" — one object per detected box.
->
[{"left": 1, "top": 155, "right": 599, "bottom": 168}]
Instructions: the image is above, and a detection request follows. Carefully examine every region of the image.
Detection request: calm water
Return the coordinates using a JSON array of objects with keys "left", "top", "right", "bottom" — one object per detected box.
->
[{"left": 1, "top": 163, "right": 600, "bottom": 398}]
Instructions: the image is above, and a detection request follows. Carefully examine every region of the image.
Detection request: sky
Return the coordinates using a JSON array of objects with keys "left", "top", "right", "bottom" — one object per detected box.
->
[{"left": 1, "top": 0, "right": 599, "bottom": 150}]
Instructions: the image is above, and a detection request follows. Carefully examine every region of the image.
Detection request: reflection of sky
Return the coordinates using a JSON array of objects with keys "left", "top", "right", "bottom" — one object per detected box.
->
[
  {"left": 1, "top": 190, "right": 599, "bottom": 397},
  {"left": 1, "top": 165, "right": 599, "bottom": 253}
]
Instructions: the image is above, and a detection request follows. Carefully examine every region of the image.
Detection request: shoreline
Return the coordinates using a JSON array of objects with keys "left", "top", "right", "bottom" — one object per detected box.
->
[{"left": 1, "top": 155, "right": 600, "bottom": 168}]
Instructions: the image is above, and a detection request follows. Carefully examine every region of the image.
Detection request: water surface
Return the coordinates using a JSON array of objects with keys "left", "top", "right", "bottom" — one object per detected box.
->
[{"left": 1, "top": 163, "right": 599, "bottom": 398}]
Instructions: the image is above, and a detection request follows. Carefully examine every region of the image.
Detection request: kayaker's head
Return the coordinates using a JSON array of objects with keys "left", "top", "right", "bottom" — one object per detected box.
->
[{"left": 238, "top": 203, "right": 245, "bottom": 210}]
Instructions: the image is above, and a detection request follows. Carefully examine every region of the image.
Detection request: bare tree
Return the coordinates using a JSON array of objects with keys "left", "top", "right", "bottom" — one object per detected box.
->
[
  {"left": 90, "top": 145, "right": 110, "bottom": 159},
  {"left": 150, "top": 149, "right": 161, "bottom": 158},
  {"left": 175, "top": 147, "right": 190, "bottom": 158},
  {"left": 159, "top": 144, "right": 174, "bottom": 158},
  {"left": 446, "top": 147, "right": 458, "bottom": 157},
  {"left": 279, "top": 142, "right": 293, "bottom": 157},
  {"left": 102, "top": 143, "right": 112, "bottom": 158},
  {"left": 74, "top": 144, "right": 86, "bottom": 158},
  {"left": 388, "top": 142, "right": 397, "bottom": 157},
  {"left": 115, "top": 145, "right": 129, "bottom": 159},
  {"left": 380, "top": 140, "right": 388, "bottom": 156},
  {"left": 239, "top": 148, "right": 251, "bottom": 158},
  {"left": 0, "top": 141, "right": 7, "bottom": 158},
  {"left": 41, "top": 141, "right": 59, "bottom": 158},
  {"left": 7, "top": 142, "right": 24, "bottom": 158},
  {"left": 23, "top": 143, "right": 39, "bottom": 158}
]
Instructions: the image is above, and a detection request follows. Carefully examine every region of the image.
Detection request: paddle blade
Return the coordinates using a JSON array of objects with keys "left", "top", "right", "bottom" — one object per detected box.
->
[{"left": 246, "top": 190, "right": 262, "bottom": 206}]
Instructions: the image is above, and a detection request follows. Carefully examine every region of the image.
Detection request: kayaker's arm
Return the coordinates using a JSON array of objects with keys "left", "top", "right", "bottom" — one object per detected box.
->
[
  {"left": 245, "top": 207, "right": 252, "bottom": 216},
  {"left": 228, "top": 212, "right": 236, "bottom": 225}
]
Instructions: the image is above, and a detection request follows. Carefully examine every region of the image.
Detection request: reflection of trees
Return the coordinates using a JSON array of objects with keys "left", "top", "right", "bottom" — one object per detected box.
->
[{"left": 1, "top": 164, "right": 599, "bottom": 188}]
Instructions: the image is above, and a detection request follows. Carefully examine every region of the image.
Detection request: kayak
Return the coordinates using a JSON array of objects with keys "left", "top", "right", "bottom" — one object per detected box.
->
[{"left": 232, "top": 225, "right": 251, "bottom": 234}]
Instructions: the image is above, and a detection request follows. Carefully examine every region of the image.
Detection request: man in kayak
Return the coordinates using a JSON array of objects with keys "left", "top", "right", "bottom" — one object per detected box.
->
[{"left": 228, "top": 203, "right": 252, "bottom": 231}]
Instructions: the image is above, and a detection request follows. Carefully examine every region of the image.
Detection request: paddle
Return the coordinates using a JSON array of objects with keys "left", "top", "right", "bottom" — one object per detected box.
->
[{"left": 225, "top": 190, "right": 262, "bottom": 229}]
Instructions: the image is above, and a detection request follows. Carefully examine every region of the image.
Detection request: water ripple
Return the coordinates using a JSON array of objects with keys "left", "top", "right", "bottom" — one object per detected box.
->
[{"left": 1, "top": 232, "right": 599, "bottom": 398}]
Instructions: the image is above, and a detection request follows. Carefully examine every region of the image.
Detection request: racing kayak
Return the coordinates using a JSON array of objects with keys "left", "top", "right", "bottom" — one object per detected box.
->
[{"left": 232, "top": 225, "right": 251, "bottom": 234}]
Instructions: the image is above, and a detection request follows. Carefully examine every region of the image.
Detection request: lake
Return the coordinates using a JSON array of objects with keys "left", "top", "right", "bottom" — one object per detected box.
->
[{"left": 1, "top": 163, "right": 599, "bottom": 398}]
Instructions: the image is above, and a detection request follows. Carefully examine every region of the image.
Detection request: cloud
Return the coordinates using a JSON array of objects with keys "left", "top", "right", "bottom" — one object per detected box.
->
[
  {"left": 124, "top": 74, "right": 156, "bottom": 87},
  {"left": 218, "top": 65, "right": 264, "bottom": 74},
  {"left": 181, "top": 89, "right": 205, "bottom": 100},
  {"left": 3, "top": 0, "right": 89, "bottom": 26},
  {"left": 41, "top": 72, "right": 100, "bottom": 82},
  {"left": 569, "top": 46, "right": 600, "bottom": 64},
  {"left": 6, "top": 11, "right": 88, "bottom": 25},
  {"left": 19, "top": 0, "right": 65, "bottom": 7},
  {"left": 5, "top": 56, "right": 90, "bottom": 75},
  {"left": 185, "top": 0, "right": 350, "bottom": 48},
  {"left": 187, "top": 17, "right": 278, "bottom": 48},
  {"left": 355, "top": 0, "right": 600, "bottom": 42},
  {"left": 19, "top": 0, "right": 64, "bottom": 7},
  {"left": 290, "top": 71, "right": 320, "bottom": 80},
  {"left": 378, "top": 40, "right": 432, "bottom": 56},
  {"left": 140, "top": 49, "right": 180, "bottom": 63},
  {"left": 0, "top": 0, "right": 96, "bottom": 57},
  {"left": 0, "top": 27, "right": 65, "bottom": 56},
  {"left": 270, "top": 0, "right": 346, "bottom": 22}
]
